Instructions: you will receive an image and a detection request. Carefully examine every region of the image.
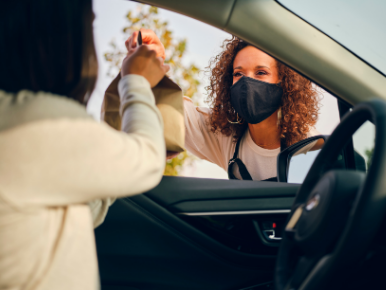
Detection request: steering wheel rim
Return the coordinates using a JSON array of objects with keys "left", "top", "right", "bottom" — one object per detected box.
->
[{"left": 275, "top": 99, "right": 386, "bottom": 290}]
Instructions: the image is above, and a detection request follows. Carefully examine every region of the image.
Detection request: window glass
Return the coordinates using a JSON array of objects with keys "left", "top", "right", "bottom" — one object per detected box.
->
[
  {"left": 352, "top": 121, "right": 375, "bottom": 172},
  {"left": 278, "top": 0, "right": 386, "bottom": 75},
  {"left": 315, "top": 89, "right": 340, "bottom": 134},
  {"left": 287, "top": 149, "right": 321, "bottom": 184},
  {"left": 287, "top": 120, "right": 375, "bottom": 184}
]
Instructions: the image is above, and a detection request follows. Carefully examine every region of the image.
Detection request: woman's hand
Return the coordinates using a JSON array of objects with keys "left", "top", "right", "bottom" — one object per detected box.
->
[
  {"left": 121, "top": 45, "right": 170, "bottom": 87},
  {"left": 166, "top": 151, "right": 179, "bottom": 160},
  {"left": 125, "top": 29, "right": 166, "bottom": 60}
]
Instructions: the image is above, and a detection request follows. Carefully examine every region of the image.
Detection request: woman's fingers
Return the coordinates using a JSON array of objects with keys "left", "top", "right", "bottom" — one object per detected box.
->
[
  {"left": 162, "top": 64, "right": 170, "bottom": 74},
  {"left": 158, "top": 57, "right": 170, "bottom": 73},
  {"left": 121, "top": 45, "right": 167, "bottom": 87},
  {"left": 125, "top": 32, "right": 138, "bottom": 50},
  {"left": 121, "top": 30, "right": 168, "bottom": 86},
  {"left": 166, "top": 151, "right": 179, "bottom": 159},
  {"left": 124, "top": 29, "right": 166, "bottom": 60},
  {"left": 141, "top": 29, "right": 160, "bottom": 44}
]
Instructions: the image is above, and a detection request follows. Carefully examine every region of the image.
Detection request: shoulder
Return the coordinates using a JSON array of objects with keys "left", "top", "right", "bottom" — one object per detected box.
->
[
  {"left": 307, "top": 127, "right": 321, "bottom": 137},
  {"left": 183, "top": 96, "right": 210, "bottom": 116},
  {"left": 183, "top": 96, "right": 234, "bottom": 167},
  {"left": 183, "top": 96, "right": 232, "bottom": 141},
  {"left": 183, "top": 96, "right": 212, "bottom": 131},
  {"left": 0, "top": 90, "right": 92, "bottom": 133}
]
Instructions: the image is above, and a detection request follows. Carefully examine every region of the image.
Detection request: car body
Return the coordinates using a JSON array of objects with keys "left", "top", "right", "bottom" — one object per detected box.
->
[{"left": 94, "top": 1, "right": 386, "bottom": 289}]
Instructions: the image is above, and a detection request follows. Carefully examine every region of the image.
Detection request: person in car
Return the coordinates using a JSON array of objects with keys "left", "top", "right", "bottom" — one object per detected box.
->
[
  {"left": 127, "top": 30, "right": 323, "bottom": 181},
  {"left": 0, "top": 1, "right": 168, "bottom": 289}
]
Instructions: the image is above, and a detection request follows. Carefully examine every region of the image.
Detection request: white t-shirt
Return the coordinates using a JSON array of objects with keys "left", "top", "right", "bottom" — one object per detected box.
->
[{"left": 184, "top": 97, "right": 319, "bottom": 180}]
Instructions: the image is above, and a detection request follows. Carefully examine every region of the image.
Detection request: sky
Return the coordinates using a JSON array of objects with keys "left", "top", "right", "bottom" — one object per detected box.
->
[{"left": 89, "top": 0, "right": 371, "bottom": 180}]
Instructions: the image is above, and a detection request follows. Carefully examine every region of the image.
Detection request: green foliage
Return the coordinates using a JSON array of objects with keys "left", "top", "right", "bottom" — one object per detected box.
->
[
  {"left": 164, "top": 151, "right": 195, "bottom": 176},
  {"left": 365, "top": 147, "right": 374, "bottom": 170},
  {"left": 104, "top": 4, "right": 201, "bottom": 175}
]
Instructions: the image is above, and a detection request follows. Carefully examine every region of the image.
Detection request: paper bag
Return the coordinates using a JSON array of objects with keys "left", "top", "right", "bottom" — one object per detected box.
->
[{"left": 101, "top": 74, "right": 185, "bottom": 153}]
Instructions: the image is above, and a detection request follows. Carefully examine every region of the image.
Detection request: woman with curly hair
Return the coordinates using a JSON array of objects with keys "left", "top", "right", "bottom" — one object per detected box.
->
[
  {"left": 129, "top": 31, "right": 323, "bottom": 181},
  {"left": 183, "top": 36, "right": 323, "bottom": 181}
]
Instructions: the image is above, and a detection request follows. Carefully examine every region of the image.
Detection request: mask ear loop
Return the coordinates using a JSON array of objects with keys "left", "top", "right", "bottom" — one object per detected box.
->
[{"left": 227, "top": 113, "right": 244, "bottom": 124}]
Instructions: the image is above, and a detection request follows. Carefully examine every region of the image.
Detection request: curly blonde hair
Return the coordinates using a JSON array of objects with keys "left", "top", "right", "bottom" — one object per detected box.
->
[{"left": 206, "top": 36, "right": 320, "bottom": 147}]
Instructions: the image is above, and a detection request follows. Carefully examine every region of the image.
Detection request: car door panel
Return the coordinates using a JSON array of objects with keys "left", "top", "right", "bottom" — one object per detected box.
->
[
  {"left": 145, "top": 176, "right": 299, "bottom": 213},
  {"left": 168, "top": 197, "right": 294, "bottom": 213},
  {"left": 95, "top": 177, "right": 300, "bottom": 290}
]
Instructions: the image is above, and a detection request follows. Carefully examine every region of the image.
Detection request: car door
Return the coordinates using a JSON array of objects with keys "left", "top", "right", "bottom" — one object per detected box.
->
[
  {"left": 94, "top": 0, "right": 386, "bottom": 289},
  {"left": 96, "top": 178, "right": 299, "bottom": 290},
  {"left": 95, "top": 131, "right": 363, "bottom": 290}
]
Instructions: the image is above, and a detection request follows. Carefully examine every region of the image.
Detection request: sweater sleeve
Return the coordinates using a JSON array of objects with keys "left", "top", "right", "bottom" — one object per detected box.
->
[
  {"left": 88, "top": 198, "right": 116, "bottom": 228},
  {"left": 0, "top": 75, "right": 166, "bottom": 207},
  {"left": 184, "top": 97, "right": 228, "bottom": 170}
]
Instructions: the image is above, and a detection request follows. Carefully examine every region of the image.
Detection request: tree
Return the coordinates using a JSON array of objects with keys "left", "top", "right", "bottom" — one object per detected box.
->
[
  {"left": 104, "top": 4, "right": 200, "bottom": 176},
  {"left": 365, "top": 147, "right": 374, "bottom": 170}
]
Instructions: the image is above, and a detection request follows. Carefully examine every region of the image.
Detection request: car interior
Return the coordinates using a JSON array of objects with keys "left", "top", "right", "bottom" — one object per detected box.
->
[{"left": 94, "top": 1, "right": 386, "bottom": 289}]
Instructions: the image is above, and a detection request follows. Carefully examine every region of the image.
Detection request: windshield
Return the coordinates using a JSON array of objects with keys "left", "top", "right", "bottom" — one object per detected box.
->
[{"left": 277, "top": 0, "right": 386, "bottom": 75}]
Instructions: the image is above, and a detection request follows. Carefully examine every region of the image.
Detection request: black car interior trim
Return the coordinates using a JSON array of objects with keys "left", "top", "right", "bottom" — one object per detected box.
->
[
  {"left": 144, "top": 176, "right": 300, "bottom": 207},
  {"left": 169, "top": 197, "right": 294, "bottom": 213},
  {"left": 177, "top": 209, "right": 291, "bottom": 216},
  {"left": 96, "top": 196, "right": 277, "bottom": 290},
  {"left": 128, "top": 194, "right": 279, "bottom": 264}
]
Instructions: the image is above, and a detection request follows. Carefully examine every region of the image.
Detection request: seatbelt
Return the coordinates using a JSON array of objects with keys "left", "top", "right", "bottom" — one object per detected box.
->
[{"left": 227, "top": 137, "right": 286, "bottom": 181}]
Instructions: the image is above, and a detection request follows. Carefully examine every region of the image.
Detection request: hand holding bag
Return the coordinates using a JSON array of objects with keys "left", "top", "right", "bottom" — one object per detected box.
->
[{"left": 101, "top": 73, "right": 185, "bottom": 153}]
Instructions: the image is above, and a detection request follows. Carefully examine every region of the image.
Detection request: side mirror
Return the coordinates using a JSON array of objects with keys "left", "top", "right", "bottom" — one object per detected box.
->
[{"left": 277, "top": 135, "right": 328, "bottom": 183}]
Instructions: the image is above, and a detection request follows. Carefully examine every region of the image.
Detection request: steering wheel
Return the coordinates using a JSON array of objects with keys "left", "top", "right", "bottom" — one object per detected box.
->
[{"left": 275, "top": 100, "right": 386, "bottom": 290}]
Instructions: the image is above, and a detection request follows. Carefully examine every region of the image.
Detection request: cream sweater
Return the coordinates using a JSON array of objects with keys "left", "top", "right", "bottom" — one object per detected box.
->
[
  {"left": 0, "top": 75, "right": 165, "bottom": 290},
  {"left": 184, "top": 97, "right": 318, "bottom": 180}
]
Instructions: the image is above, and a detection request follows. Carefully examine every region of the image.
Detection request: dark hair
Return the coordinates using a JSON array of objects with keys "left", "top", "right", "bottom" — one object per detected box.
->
[
  {"left": 0, "top": 0, "right": 98, "bottom": 104},
  {"left": 206, "top": 37, "right": 320, "bottom": 146}
]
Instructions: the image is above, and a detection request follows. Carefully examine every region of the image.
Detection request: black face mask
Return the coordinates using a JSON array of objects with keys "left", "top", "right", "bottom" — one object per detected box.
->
[{"left": 230, "top": 76, "right": 283, "bottom": 124}]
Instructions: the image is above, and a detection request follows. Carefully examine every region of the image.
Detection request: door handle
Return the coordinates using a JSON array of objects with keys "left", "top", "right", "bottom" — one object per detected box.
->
[
  {"left": 253, "top": 220, "right": 283, "bottom": 247},
  {"left": 262, "top": 229, "right": 282, "bottom": 241}
]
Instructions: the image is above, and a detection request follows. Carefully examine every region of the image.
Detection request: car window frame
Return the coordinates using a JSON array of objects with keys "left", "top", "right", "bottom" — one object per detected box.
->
[{"left": 337, "top": 99, "right": 356, "bottom": 170}]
